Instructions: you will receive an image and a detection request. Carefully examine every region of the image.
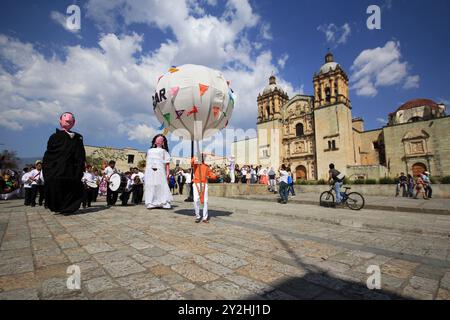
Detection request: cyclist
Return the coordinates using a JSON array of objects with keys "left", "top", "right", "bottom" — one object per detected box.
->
[{"left": 328, "top": 163, "right": 345, "bottom": 204}]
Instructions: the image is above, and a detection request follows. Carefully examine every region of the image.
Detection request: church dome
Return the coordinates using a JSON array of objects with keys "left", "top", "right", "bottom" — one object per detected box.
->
[
  {"left": 262, "top": 75, "right": 285, "bottom": 95},
  {"left": 396, "top": 98, "right": 439, "bottom": 112},
  {"left": 388, "top": 98, "right": 446, "bottom": 125},
  {"left": 319, "top": 62, "right": 340, "bottom": 74},
  {"left": 318, "top": 52, "right": 340, "bottom": 74}
]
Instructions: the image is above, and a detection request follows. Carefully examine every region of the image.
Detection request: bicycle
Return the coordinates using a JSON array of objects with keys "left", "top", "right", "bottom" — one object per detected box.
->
[{"left": 320, "top": 185, "right": 365, "bottom": 210}]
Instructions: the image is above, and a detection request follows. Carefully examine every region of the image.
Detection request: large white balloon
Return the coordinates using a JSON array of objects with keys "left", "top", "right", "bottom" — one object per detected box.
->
[{"left": 153, "top": 64, "right": 235, "bottom": 140}]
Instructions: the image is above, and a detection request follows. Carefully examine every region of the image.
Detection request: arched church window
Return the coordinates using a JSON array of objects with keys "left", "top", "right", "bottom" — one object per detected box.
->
[
  {"left": 296, "top": 123, "right": 304, "bottom": 137},
  {"left": 325, "top": 87, "right": 331, "bottom": 103}
]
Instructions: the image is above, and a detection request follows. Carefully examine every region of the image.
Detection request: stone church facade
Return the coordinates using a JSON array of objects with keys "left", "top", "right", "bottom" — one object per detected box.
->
[{"left": 233, "top": 52, "right": 449, "bottom": 181}]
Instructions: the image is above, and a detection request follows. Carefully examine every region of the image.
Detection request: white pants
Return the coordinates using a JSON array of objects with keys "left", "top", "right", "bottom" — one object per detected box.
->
[
  {"left": 230, "top": 171, "right": 235, "bottom": 183},
  {"left": 193, "top": 183, "right": 208, "bottom": 220}
]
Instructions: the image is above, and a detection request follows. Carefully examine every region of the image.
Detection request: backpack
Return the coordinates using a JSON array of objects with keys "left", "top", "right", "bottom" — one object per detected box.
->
[
  {"left": 332, "top": 169, "right": 345, "bottom": 182},
  {"left": 287, "top": 175, "right": 292, "bottom": 184}
]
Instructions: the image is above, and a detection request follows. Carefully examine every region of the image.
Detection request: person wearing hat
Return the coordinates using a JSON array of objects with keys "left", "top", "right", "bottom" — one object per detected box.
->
[
  {"left": 43, "top": 112, "right": 86, "bottom": 214},
  {"left": 423, "top": 171, "right": 433, "bottom": 199},
  {"left": 28, "top": 160, "right": 45, "bottom": 207}
]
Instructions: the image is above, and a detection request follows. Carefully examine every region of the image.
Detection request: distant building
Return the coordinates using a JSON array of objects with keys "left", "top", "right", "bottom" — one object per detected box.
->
[
  {"left": 231, "top": 52, "right": 449, "bottom": 180},
  {"left": 84, "top": 145, "right": 227, "bottom": 172}
]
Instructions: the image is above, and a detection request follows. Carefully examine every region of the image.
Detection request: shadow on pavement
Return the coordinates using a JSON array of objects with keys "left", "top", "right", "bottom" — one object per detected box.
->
[
  {"left": 174, "top": 209, "right": 233, "bottom": 219},
  {"left": 244, "top": 234, "right": 411, "bottom": 300},
  {"left": 61, "top": 205, "right": 111, "bottom": 216}
]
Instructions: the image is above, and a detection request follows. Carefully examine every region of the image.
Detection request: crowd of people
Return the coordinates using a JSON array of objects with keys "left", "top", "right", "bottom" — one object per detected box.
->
[
  {"left": 395, "top": 171, "right": 433, "bottom": 200},
  {"left": 1, "top": 112, "right": 437, "bottom": 220}
]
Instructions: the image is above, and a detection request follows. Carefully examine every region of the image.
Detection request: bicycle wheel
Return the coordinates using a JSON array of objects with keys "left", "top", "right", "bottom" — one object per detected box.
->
[
  {"left": 320, "top": 191, "right": 334, "bottom": 207},
  {"left": 346, "top": 192, "right": 365, "bottom": 210}
]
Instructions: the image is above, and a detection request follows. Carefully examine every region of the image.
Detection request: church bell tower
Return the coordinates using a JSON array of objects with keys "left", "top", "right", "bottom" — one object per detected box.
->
[{"left": 313, "top": 52, "right": 356, "bottom": 179}]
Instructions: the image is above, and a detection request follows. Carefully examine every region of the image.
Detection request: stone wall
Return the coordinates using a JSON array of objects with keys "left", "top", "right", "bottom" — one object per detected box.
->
[
  {"left": 346, "top": 165, "right": 388, "bottom": 180},
  {"left": 383, "top": 116, "right": 450, "bottom": 178},
  {"left": 207, "top": 183, "right": 450, "bottom": 199}
]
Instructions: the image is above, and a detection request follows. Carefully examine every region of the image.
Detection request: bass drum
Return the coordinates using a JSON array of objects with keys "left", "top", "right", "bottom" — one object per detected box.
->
[{"left": 108, "top": 173, "right": 122, "bottom": 192}]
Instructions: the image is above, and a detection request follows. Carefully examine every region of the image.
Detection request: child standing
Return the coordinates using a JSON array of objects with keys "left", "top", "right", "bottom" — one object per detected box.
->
[
  {"left": 120, "top": 172, "right": 133, "bottom": 206},
  {"left": 191, "top": 154, "right": 217, "bottom": 224}
]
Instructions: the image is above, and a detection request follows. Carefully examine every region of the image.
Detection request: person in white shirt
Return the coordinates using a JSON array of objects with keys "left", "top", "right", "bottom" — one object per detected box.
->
[
  {"left": 241, "top": 167, "right": 247, "bottom": 184},
  {"left": 92, "top": 169, "right": 101, "bottom": 202},
  {"left": 278, "top": 165, "right": 289, "bottom": 204},
  {"left": 131, "top": 167, "right": 145, "bottom": 205},
  {"left": 21, "top": 169, "right": 33, "bottom": 206},
  {"left": 176, "top": 168, "right": 186, "bottom": 195},
  {"left": 81, "top": 165, "right": 97, "bottom": 208},
  {"left": 183, "top": 168, "right": 192, "bottom": 201},
  {"left": 104, "top": 160, "right": 119, "bottom": 206},
  {"left": 120, "top": 171, "right": 133, "bottom": 206},
  {"left": 29, "top": 160, "right": 45, "bottom": 207}
]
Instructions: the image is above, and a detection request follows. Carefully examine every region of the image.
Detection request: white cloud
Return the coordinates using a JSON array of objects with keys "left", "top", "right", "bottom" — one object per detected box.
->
[
  {"left": 260, "top": 23, "right": 272, "bottom": 40},
  {"left": 0, "top": 0, "right": 297, "bottom": 145},
  {"left": 351, "top": 41, "right": 420, "bottom": 97},
  {"left": 277, "top": 54, "right": 289, "bottom": 69},
  {"left": 121, "top": 124, "right": 157, "bottom": 143},
  {"left": 317, "top": 23, "right": 351, "bottom": 48},
  {"left": 403, "top": 75, "right": 420, "bottom": 89},
  {"left": 376, "top": 118, "right": 388, "bottom": 125}
]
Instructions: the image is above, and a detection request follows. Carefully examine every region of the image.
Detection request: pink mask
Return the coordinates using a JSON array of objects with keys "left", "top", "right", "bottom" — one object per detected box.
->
[
  {"left": 59, "top": 113, "right": 75, "bottom": 131},
  {"left": 155, "top": 136, "right": 164, "bottom": 148}
]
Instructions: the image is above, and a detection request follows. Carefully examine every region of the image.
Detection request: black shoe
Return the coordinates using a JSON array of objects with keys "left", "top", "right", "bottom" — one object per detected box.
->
[{"left": 195, "top": 218, "right": 202, "bottom": 223}]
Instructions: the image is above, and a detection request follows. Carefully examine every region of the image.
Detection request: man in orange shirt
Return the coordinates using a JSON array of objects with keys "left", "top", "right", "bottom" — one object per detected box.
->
[{"left": 191, "top": 154, "right": 217, "bottom": 223}]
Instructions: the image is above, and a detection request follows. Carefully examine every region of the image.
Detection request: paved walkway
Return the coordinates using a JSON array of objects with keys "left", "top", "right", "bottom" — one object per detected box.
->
[
  {"left": 0, "top": 196, "right": 450, "bottom": 300},
  {"left": 229, "top": 192, "right": 450, "bottom": 215}
]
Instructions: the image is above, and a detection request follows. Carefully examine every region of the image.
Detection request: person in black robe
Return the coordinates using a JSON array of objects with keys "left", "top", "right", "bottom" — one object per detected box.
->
[{"left": 43, "top": 112, "right": 86, "bottom": 215}]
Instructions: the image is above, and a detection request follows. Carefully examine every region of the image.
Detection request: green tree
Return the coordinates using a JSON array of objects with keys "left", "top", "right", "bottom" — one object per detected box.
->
[{"left": 0, "top": 149, "right": 20, "bottom": 170}]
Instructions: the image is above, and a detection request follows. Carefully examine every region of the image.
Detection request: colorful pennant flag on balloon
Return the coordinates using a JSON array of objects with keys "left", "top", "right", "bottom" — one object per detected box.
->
[
  {"left": 212, "top": 106, "right": 221, "bottom": 119},
  {"left": 175, "top": 110, "right": 185, "bottom": 119},
  {"left": 163, "top": 113, "right": 172, "bottom": 125},
  {"left": 199, "top": 84, "right": 209, "bottom": 97},
  {"left": 187, "top": 106, "right": 199, "bottom": 116},
  {"left": 170, "top": 86, "right": 180, "bottom": 99},
  {"left": 225, "top": 120, "right": 229, "bottom": 128},
  {"left": 169, "top": 67, "right": 179, "bottom": 73},
  {"left": 163, "top": 127, "right": 170, "bottom": 136},
  {"left": 158, "top": 123, "right": 165, "bottom": 130},
  {"left": 157, "top": 75, "right": 164, "bottom": 83}
]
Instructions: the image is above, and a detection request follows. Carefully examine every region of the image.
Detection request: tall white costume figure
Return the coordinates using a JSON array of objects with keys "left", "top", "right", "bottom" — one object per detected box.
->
[
  {"left": 228, "top": 156, "right": 235, "bottom": 184},
  {"left": 144, "top": 135, "right": 173, "bottom": 209}
]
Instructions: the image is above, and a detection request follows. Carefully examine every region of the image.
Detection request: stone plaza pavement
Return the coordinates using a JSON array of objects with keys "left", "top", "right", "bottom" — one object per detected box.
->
[{"left": 1, "top": 195, "right": 450, "bottom": 300}]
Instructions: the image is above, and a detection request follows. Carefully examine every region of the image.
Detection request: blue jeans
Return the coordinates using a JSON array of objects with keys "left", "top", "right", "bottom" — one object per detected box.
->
[
  {"left": 279, "top": 182, "right": 289, "bottom": 202},
  {"left": 288, "top": 184, "right": 296, "bottom": 196},
  {"left": 334, "top": 181, "right": 343, "bottom": 203}
]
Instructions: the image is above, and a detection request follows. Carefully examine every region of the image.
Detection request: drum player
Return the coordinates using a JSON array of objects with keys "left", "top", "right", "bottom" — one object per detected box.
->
[
  {"left": 104, "top": 160, "right": 119, "bottom": 206},
  {"left": 81, "top": 164, "right": 97, "bottom": 208},
  {"left": 131, "top": 167, "right": 145, "bottom": 205}
]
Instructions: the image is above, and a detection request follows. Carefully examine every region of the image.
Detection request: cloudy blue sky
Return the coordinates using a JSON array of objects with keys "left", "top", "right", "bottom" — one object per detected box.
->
[{"left": 1, "top": 0, "right": 449, "bottom": 158}]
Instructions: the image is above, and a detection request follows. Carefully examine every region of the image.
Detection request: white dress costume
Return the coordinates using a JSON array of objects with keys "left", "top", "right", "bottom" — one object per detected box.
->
[{"left": 144, "top": 147, "right": 173, "bottom": 209}]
